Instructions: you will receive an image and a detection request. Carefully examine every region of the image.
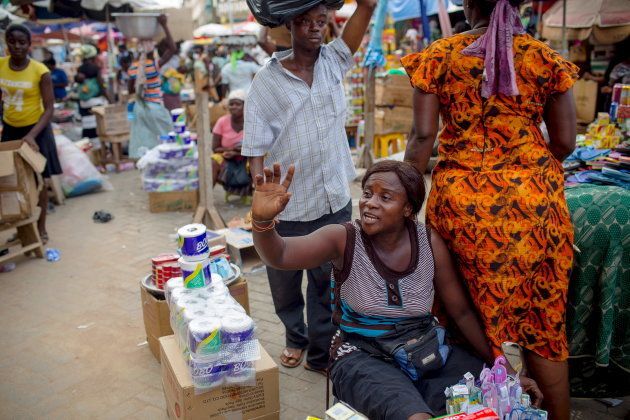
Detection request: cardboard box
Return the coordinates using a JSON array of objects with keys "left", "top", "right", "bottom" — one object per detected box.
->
[
  {"left": 228, "top": 277, "right": 250, "bottom": 315},
  {"left": 185, "top": 100, "right": 228, "bottom": 133},
  {"left": 141, "top": 286, "right": 175, "bottom": 361},
  {"left": 142, "top": 277, "right": 251, "bottom": 361},
  {"left": 375, "top": 106, "right": 414, "bottom": 134},
  {"left": 215, "top": 228, "right": 264, "bottom": 274},
  {"left": 160, "top": 335, "right": 280, "bottom": 420},
  {"left": 149, "top": 191, "right": 199, "bottom": 213},
  {"left": 0, "top": 141, "right": 46, "bottom": 223},
  {"left": 573, "top": 79, "right": 598, "bottom": 123},
  {"left": 375, "top": 74, "right": 413, "bottom": 108}
]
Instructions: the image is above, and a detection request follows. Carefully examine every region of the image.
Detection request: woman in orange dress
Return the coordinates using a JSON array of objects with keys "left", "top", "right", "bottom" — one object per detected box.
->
[{"left": 401, "top": 0, "right": 577, "bottom": 418}]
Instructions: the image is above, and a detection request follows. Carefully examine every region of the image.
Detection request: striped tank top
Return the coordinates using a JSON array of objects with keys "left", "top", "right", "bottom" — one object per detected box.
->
[{"left": 331, "top": 219, "right": 435, "bottom": 338}]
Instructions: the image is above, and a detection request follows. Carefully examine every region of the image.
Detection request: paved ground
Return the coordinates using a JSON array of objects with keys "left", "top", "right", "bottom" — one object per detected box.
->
[{"left": 0, "top": 169, "right": 628, "bottom": 420}]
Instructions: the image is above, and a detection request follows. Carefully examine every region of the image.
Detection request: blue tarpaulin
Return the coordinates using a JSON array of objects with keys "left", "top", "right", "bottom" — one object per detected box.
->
[{"left": 388, "top": 0, "right": 452, "bottom": 22}]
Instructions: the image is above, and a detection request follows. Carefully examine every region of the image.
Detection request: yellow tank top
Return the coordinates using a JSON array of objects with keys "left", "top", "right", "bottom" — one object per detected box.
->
[{"left": 0, "top": 57, "right": 50, "bottom": 127}]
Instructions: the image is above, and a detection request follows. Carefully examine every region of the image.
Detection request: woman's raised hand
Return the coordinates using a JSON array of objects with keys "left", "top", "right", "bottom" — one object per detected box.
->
[{"left": 251, "top": 163, "right": 295, "bottom": 222}]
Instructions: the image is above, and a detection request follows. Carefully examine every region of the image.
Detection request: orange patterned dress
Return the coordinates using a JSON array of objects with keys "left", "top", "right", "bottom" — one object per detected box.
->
[{"left": 401, "top": 34, "right": 579, "bottom": 361}]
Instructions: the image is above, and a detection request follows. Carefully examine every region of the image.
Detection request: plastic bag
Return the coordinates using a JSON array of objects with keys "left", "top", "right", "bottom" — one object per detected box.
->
[
  {"left": 55, "top": 134, "right": 113, "bottom": 196},
  {"left": 129, "top": 100, "right": 173, "bottom": 159},
  {"left": 246, "top": 0, "right": 344, "bottom": 27}
]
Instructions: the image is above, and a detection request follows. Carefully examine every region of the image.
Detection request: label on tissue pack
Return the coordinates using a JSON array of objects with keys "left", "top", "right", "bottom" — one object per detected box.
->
[{"left": 183, "top": 263, "right": 206, "bottom": 289}]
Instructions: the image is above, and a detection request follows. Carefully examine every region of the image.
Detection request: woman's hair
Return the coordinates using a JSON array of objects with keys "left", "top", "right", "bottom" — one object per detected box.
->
[
  {"left": 477, "top": 0, "right": 524, "bottom": 16},
  {"left": 362, "top": 160, "right": 426, "bottom": 216},
  {"left": 5, "top": 24, "right": 31, "bottom": 43}
]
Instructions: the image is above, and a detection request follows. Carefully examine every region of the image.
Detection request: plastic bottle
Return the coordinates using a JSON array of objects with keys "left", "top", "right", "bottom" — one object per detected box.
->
[{"left": 492, "top": 356, "right": 511, "bottom": 418}]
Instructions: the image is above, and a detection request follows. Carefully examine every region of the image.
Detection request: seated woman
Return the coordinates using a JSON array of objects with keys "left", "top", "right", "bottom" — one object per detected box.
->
[
  {"left": 251, "top": 161, "right": 541, "bottom": 420},
  {"left": 211, "top": 89, "right": 252, "bottom": 202}
]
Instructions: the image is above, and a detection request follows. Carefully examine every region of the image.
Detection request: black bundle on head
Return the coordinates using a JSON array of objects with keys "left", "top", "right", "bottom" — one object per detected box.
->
[
  {"left": 363, "top": 160, "right": 426, "bottom": 216},
  {"left": 247, "top": 0, "right": 343, "bottom": 27},
  {"left": 6, "top": 23, "right": 31, "bottom": 43}
]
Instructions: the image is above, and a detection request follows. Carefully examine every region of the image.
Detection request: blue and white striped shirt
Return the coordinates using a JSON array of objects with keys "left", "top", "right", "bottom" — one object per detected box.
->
[{"left": 242, "top": 38, "right": 356, "bottom": 222}]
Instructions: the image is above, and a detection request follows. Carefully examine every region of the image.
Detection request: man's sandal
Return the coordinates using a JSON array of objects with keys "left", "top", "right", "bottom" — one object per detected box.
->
[
  {"left": 280, "top": 348, "right": 304, "bottom": 368},
  {"left": 304, "top": 363, "right": 327, "bottom": 377}
]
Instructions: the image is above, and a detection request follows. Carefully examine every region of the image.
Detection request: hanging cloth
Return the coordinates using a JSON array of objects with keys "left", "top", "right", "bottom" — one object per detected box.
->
[{"left": 461, "top": 0, "right": 525, "bottom": 97}]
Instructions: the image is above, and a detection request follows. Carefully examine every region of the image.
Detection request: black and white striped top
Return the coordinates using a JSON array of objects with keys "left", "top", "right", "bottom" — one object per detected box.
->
[{"left": 332, "top": 219, "right": 435, "bottom": 337}]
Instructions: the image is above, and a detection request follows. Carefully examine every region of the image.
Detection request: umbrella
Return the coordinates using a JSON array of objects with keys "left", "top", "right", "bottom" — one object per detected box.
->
[
  {"left": 542, "top": 0, "right": 630, "bottom": 44},
  {"left": 193, "top": 23, "right": 231, "bottom": 38}
]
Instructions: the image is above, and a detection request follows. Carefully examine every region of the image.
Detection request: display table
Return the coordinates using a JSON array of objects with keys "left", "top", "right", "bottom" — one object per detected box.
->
[{"left": 565, "top": 184, "right": 630, "bottom": 396}]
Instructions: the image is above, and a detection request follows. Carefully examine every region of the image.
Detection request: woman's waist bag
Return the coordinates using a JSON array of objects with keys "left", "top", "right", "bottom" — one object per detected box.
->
[{"left": 343, "top": 316, "right": 451, "bottom": 381}]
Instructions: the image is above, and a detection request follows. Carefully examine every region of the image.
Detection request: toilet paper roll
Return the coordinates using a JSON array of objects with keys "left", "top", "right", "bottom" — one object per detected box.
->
[
  {"left": 189, "top": 359, "right": 226, "bottom": 388},
  {"left": 165, "top": 277, "right": 184, "bottom": 307},
  {"left": 178, "top": 303, "right": 207, "bottom": 351},
  {"left": 169, "top": 287, "right": 194, "bottom": 308},
  {"left": 209, "top": 283, "right": 229, "bottom": 297},
  {"left": 174, "top": 121, "right": 186, "bottom": 134},
  {"left": 177, "top": 224, "right": 209, "bottom": 261},
  {"left": 170, "top": 108, "right": 185, "bottom": 123},
  {"left": 179, "top": 258, "right": 210, "bottom": 289},
  {"left": 221, "top": 314, "right": 255, "bottom": 344},
  {"left": 224, "top": 361, "right": 255, "bottom": 384},
  {"left": 188, "top": 317, "right": 223, "bottom": 358}
]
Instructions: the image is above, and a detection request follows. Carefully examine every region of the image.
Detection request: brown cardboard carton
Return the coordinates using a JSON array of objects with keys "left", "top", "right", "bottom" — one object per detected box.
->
[
  {"left": 215, "top": 228, "right": 264, "bottom": 274},
  {"left": 0, "top": 141, "right": 46, "bottom": 223},
  {"left": 228, "top": 277, "right": 250, "bottom": 315},
  {"left": 141, "top": 286, "right": 174, "bottom": 361},
  {"left": 375, "top": 74, "right": 413, "bottom": 108},
  {"left": 185, "top": 101, "right": 228, "bottom": 133},
  {"left": 375, "top": 106, "right": 414, "bottom": 134},
  {"left": 142, "top": 277, "right": 251, "bottom": 361},
  {"left": 160, "top": 335, "right": 280, "bottom": 420},
  {"left": 149, "top": 191, "right": 199, "bottom": 213}
]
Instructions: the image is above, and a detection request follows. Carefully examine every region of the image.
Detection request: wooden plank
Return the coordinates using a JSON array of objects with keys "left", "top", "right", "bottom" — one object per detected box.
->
[
  {"left": 357, "top": 67, "right": 376, "bottom": 169},
  {"left": 193, "top": 81, "right": 226, "bottom": 230}
]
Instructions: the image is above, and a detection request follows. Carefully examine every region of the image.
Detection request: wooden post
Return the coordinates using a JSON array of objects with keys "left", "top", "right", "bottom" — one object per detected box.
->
[
  {"left": 357, "top": 66, "right": 376, "bottom": 169},
  {"left": 193, "top": 70, "right": 226, "bottom": 229}
]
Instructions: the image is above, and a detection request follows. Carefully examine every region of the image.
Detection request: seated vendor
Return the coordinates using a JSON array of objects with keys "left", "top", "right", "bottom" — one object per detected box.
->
[
  {"left": 251, "top": 161, "right": 542, "bottom": 420},
  {"left": 211, "top": 89, "right": 252, "bottom": 202}
]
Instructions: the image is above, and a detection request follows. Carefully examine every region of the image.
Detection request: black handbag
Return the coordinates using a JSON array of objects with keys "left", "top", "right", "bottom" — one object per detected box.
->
[
  {"left": 222, "top": 160, "right": 250, "bottom": 188},
  {"left": 344, "top": 316, "right": 451, "bottom": 381}
]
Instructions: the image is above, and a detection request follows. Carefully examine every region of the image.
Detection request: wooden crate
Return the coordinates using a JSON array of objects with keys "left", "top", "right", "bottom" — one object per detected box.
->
[{"left": 92, "top": 105, "right": 130, "bottom": 137}]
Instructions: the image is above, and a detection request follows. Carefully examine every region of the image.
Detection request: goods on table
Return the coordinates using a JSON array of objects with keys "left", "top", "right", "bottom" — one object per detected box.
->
[
  {"left": 152, "top": 253, "right": 181, "bottom": 290},
  {"left": 580, "top": 113, "right": 623, "bottom": 149},
  {"left": 564, "top": 142, "right": 630, "bottom": 189},
  {"left": 610, "top": 84, "right": 630, "bottom": 126},
  {"left": 150, "top": 224, "right": 233, "bottom": 292},
  {"left": 167, "top": 276, "right": 259, "bottom": 391},
  {"left": 137, "top": 111, "right": 199, "bottom": 193},
  {"left": 444, "top": 356, "right": 547, "bottom": 419}
]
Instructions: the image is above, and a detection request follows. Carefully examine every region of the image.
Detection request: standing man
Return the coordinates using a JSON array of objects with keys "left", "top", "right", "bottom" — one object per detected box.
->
[
  {"left": 220, "top": 51, "right": 261, "bottom": 94},
  {"left": 242, "top": 0, "right": 376, "bottom": 374}
]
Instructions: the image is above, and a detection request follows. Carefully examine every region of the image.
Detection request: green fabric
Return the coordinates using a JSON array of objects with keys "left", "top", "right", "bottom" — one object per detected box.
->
[
  {"left": 78, "top": 78, "right": 101, "bottom": 101},
  {"left": 565, "top": 184, "right": 630, "bottom": 396}
]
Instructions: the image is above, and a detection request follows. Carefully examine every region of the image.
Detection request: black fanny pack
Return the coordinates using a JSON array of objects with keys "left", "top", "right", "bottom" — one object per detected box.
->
[{"left": 344, "top": 316, "right": 451, "bottom": 381}]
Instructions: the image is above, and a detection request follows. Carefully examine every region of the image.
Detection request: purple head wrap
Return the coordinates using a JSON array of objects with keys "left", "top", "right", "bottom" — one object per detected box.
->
[{"left": 462, "top": 0, "right": 525, "bottom": 98}]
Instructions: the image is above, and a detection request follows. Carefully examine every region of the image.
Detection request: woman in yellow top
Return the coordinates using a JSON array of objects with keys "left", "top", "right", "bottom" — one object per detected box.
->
[{"left": 0, "top": 24, "right": 61, "bottom": 243}]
